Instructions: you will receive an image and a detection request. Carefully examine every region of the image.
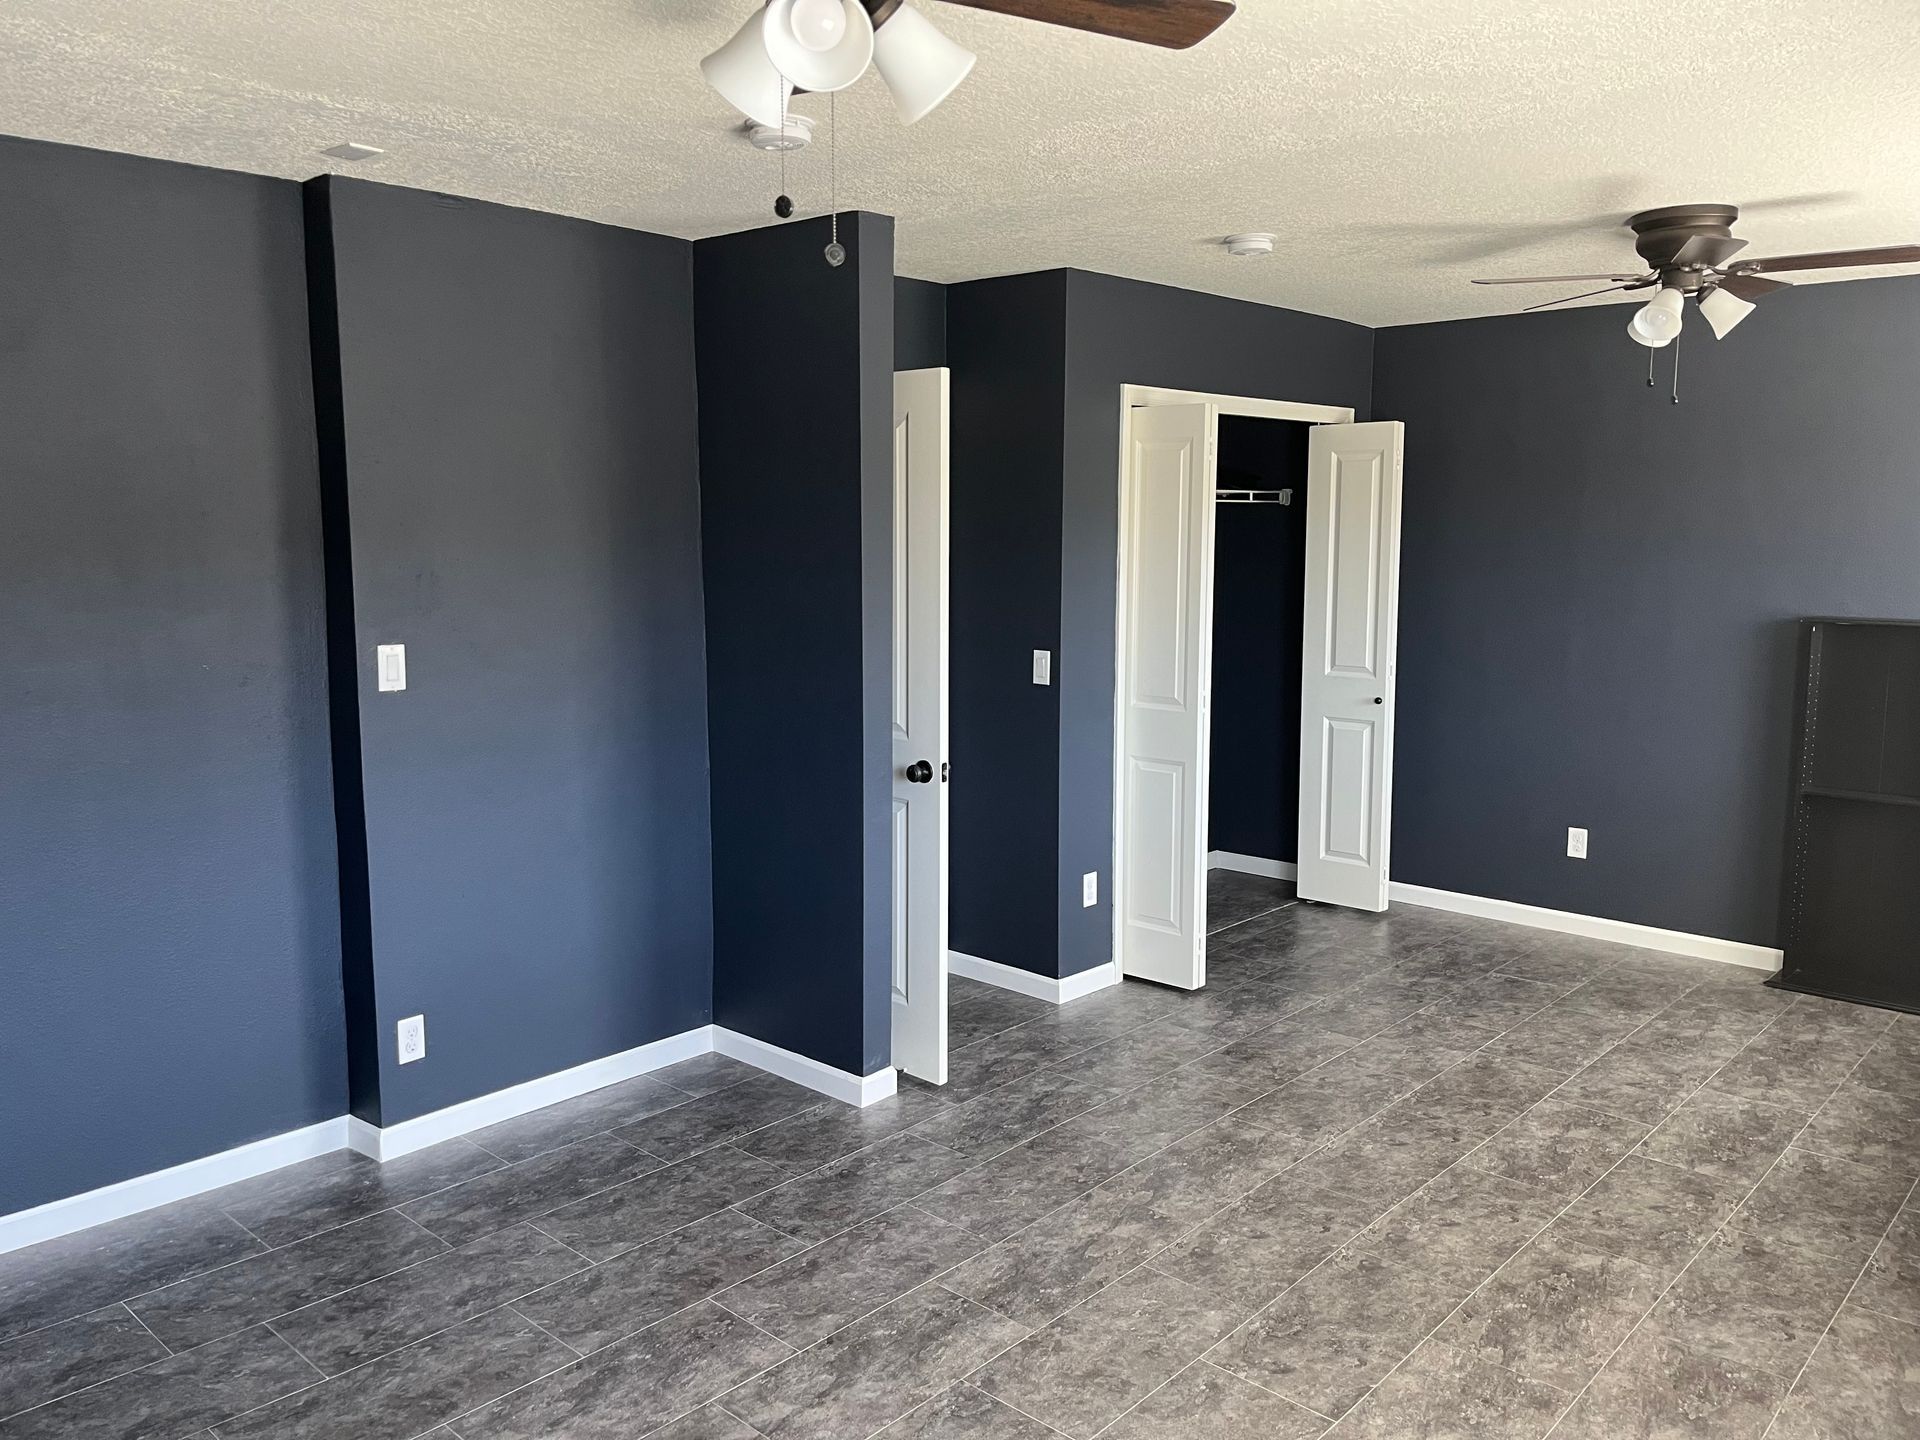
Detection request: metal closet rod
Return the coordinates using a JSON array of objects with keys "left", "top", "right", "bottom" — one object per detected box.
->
[{"left": 1215, "top": 488, "right": 1292, "bottom": 505}]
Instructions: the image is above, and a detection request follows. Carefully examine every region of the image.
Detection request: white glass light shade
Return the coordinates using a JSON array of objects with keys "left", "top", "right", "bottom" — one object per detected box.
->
[
  {"left": 763, "top": 0, "right": 874, "bottom": 92},
  {"left": 701, "top": 13, "right": 793, "bottom": 128},
  {"left": 873, "top": 3, "right": 976, "bottom": 123},
  {"left": 1698, "top": 286, "right": 1757, "bottom": 339},
  {"left": 1627, "top": 286, "right": 1686, "bottom": 347}
]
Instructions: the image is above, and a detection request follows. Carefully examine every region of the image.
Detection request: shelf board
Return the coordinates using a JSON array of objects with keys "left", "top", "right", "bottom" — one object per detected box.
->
[{"left": 1800, "top": 785, "right": 1920, "bottom": 809}]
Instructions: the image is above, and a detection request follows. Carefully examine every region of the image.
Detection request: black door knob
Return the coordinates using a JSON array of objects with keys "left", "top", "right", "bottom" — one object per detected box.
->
[
  {"left": 905, "top": 760, "right": 934, "bottom": 784},
  {"left": 1373, "top": 696, "right": 1384, "bottom": 705}
]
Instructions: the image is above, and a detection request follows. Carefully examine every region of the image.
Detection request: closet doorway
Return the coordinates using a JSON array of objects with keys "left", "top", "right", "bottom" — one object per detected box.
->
[{"left": 1112, "top": 386, "right": 1405, "bottom": 990}]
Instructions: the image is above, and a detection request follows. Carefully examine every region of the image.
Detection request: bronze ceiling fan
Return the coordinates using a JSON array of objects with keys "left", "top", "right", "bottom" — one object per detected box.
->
[{"left": 1473, "top": 205, "right": 1920, "bottom": 343}]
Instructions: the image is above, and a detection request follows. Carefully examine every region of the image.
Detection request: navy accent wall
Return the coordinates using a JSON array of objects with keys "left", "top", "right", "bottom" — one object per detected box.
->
[
  {"left": 895, "top": 276, "right": 948, "bottom": 369},
  {"left": 1207, "top": 418, "right": 1310, "bottom": 863},
  {"left": 695, "top": 214, "right": 895, "bottom": 1078},
  {"left": 0, "top": 139, "right": 343, "bottom": 1213},
  {"left": 945, "top": 273, "right": 1070, "bottom": 974},
  {"left": 1375, "top": 275, "right": 1920, "bottom": 946},
  {"left": 308, "top": 177, "right": 713, "bottom": 1125},
  {"left": 1056, "top": 272, "right": 1374, "bottom": 976}
]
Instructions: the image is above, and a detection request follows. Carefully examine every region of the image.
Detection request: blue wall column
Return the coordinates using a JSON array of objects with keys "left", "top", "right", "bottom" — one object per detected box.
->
[
  {"left": 695, "top": 213, "right": 896, "bottom": 1080},
  {"left": 303, "top": 176, "right": 715, "bottom": 1127}
]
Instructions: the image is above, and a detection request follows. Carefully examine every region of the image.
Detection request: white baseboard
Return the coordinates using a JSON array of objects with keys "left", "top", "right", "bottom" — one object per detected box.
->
[
  {"left": 949, "top": 951, "right": 1122, "bottom": 1004},
  {"left": 347, "top": 1026, "right": 715, "bottom": 1162},
  {"left": 1388, "top": 882, "right": 1784, "bottom": 973},
  {"left": 712, "top": 1027, "right": 896, "bottom": 1108},
  {"left": 5, "top": 1021, "right": 897, "bottom": 1252},
  {"left": 1207, "top": 851, "right": 1298, "bottom": 881},
  {"left": 0, "top": 1118, "right": 349, "bottom": 1256}
]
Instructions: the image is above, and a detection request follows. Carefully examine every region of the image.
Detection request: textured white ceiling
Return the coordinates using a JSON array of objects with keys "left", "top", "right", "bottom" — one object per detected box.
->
[{"left": 3, "top": 0, "right": 1917, "bottom": 325}]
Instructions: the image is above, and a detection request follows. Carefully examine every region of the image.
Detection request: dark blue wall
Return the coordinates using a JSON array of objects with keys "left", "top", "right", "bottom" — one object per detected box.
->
[
  {"left": 696, "top": 215, "right": 895, "bottom": 1078},
  {"left": 309, "top": 177, "right": 714, "bottom": 1125},
  {"left": 895, "top": 276, "right": 948, "bottom": 369},
  {"left": 1208, "top": 417, "right": 1310, "bottom": 863},
  {"left": 1376, "top": 275, "right": 1920, "bottom": 947},
  {"left": 1055, "top": 273, "right": 1375, "bottom": 976},
  {"left": 946, "top": 272, "right": 1070, "bottom": 974},
  {"left": 0, "top": 139, "right": 344, "bottom": 1213}
]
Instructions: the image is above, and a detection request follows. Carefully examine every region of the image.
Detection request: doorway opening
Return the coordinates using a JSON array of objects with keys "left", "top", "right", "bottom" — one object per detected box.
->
[{"left": 1111, "top": 385, "right": 1405, "bottom": 990}]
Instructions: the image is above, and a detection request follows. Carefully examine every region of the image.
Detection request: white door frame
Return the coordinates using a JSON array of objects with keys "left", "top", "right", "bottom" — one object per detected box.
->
[{"left": 1111, "top": 385, "right": 1356, "bottom": 982}]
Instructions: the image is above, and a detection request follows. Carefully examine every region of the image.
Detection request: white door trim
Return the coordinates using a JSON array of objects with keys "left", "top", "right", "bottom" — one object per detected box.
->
[{"left": 1110, "top": 385, "right": 1356, "bottom": 982}]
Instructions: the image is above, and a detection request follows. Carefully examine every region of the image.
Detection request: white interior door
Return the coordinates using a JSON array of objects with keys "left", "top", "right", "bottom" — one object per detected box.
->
[
  {"left": 1297, "top": 420, "right": 1405, "bottom": 911},
  {"left": 891, "top": 368, "right": 950, "bottom": 1084},
  {"left": 1116, "top": 402, "right": 1217, "bottom": 989}
]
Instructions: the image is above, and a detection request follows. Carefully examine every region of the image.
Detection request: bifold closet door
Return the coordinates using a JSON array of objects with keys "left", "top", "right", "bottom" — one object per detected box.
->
[
  {"left": 1116, "top": 401, "right": 1217, "bottom": 990},
  {"left": 1297, "top": 421, "right": 1404, "bottom": 912}
]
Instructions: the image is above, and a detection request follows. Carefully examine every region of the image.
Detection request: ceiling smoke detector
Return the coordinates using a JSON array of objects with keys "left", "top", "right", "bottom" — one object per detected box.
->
[
  {"left": 1223, "top": 232, "right": 1275, "bottom": 258},
  {"left": 320, "top": 141, "right": 384, "bottom": 162},
  {"left": 748, "top": 114, "right": 814, "bottom": 151}
]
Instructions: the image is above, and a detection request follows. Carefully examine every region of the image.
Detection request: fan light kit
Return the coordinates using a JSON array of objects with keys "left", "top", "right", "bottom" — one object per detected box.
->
[
  {"left": 702, "top": 0, "right": 1236, "bottom": 128},
  {"left": 1224, "top": 233, "right": 1276, "bottom": 258},
  {"left": 1474, "top": 204, "right": 1920, "bottom": 399}
]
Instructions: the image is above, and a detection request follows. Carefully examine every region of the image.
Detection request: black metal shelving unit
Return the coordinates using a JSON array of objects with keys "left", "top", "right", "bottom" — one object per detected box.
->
[{"left": 1771, "top": 617, "right": 1920, "bottom": 1012}]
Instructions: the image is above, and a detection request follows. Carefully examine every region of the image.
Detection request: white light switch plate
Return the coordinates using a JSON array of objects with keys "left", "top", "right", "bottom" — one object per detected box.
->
[
  {"left": 1082, "top": 871, "right": 1098, "bottom": 907},
  {"left": 397, "top": 1014, "right": 426, "bottom": 1064},
  {"left": 1567, "top": 827, "right": 1588, "bottom": 860},
  {"left": 377, "top": 643, "right": 407, "bottom": 692},
  {"left": 1032, "top": 650, "right": 1052, "bottom": 686}
]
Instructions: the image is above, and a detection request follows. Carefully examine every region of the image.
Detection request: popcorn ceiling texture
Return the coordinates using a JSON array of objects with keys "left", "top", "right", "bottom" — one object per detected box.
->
[{"left": 2, "top": 0, "right": 1916, "bottom": 325}]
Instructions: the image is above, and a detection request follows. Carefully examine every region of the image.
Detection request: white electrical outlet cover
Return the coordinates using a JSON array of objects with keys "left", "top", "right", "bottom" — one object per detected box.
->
[
  {"left": 1567, "top": 827, "right": 1588, "bottom": 859},
  {"left": 1032, "top": 650, "right": 1052, "bottom": 686},
  {"left": 397, "top": 1014, "right": 426, "bottom": 1063},
  {"left": 1082, "top": 871, "right": 1098, "bottom": 907}
]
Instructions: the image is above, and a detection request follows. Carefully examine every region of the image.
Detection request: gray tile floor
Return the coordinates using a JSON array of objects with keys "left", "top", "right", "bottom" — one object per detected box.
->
[{"left": 5, "top": 881, "right": 1919, "bottom": 1438}]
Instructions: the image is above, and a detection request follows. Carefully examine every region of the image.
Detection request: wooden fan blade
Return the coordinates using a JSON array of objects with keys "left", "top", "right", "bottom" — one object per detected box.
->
[
  {"left": 1719, "top": 273, "right": 1792, "bottom": 300},
  {"left": 1672, "top": 234, "right": 1747, "bottom": 267},
  {"left": 1522, "top": 284, "right": 1637, "bottom": 311},
  {"left": 1472, "top": 274, "right": 1646, "bottom": 285},
  {"left": 1742, "top": 244, "right": 1920, "bottom": 273},
  {"left": 938, "top": 0, "right": 1236, "bottom": 48}
]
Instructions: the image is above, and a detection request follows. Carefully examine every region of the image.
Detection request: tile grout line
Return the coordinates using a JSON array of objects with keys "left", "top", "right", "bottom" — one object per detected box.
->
[
  {"left": 262, "top": 1318, "right": 330, "bottom": 1381},
  {"left": 504, "top": 1301, "right": 584, "bottom": 1358},
  {"left": 119, "top": 1298, "right": 176, "bottom": 1357}
]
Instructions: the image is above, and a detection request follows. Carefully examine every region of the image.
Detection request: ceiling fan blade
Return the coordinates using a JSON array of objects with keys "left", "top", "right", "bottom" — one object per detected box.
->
[
  {"left": 1471, "top": 273, "right": 1646, "bottom": 285},
  {"left": 1671, "top": 234, "right": 1748, "bottom": 267},
  {"left": 937, "top": 0, "right": 1235, "bottom": 48},
  {"left": 1521, "top": 284, "right": 1638, "bottom": 312},
  {"left": 1718, "top": 272, "right": 1792, "bottom": 301},
  {"left": 1740, "top": 244, "right": 1920, "bottom": 273}
]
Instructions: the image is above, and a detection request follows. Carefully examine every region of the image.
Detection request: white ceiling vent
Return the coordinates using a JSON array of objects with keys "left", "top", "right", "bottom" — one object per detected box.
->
[{"left": 1223, "top": 233, "right": 1276, "bottom": 258}]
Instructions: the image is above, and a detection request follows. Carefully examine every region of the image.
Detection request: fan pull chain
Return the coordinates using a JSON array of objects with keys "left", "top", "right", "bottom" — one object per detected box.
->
[
  {"left": 1671, "top": 331, "right": 1681, "bottom": 405},
  {"left": 772, "top": 79, "right": 794, "bottom": 220},
  {"left": 1647, "top": 346, "right": 1656, "bottom": 388},
  {"left": 824, "top": 92, "right": 845, "bottom": 267}
]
